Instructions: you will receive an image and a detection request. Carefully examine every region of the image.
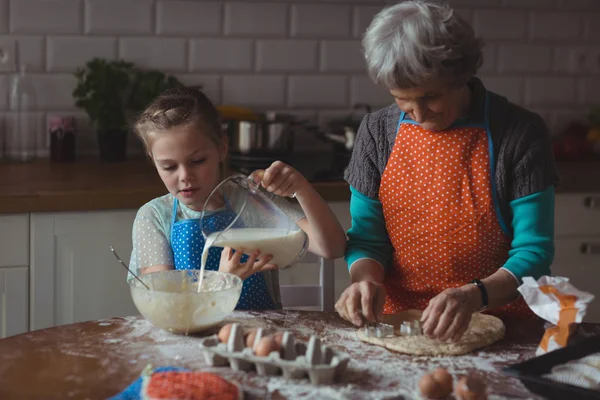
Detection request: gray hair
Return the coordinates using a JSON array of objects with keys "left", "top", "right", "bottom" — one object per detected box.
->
[{"left": 363, "top": 0, "right": 483, "bottom": 89}]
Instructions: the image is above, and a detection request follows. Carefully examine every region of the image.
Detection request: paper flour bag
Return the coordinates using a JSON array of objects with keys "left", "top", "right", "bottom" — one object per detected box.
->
[{"left": 518, "top": 276, "right": 595, "bottom": 356}]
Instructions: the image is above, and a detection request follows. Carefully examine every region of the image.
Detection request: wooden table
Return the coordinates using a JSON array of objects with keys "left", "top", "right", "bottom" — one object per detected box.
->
[{"left": 0, "top": 311, "right": 598, "bottom": 400}]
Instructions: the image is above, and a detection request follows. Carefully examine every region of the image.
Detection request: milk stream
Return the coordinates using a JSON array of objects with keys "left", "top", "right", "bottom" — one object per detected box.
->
[{"left": 197, "top": 228, "right": 306, "bottom": 293}]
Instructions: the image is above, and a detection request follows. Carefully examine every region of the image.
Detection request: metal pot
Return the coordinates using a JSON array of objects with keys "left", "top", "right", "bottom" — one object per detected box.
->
[
  {"left": 225, "top": 114, "right": 305, "bottom": 157},
  {"left": 315, "top": 103, "right": 371, "bottom": 153}
]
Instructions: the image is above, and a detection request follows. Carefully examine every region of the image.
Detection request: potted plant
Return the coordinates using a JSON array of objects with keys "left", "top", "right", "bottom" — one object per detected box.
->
[{"left": 73, "top": 58, "right": 182, "bottom": 161}]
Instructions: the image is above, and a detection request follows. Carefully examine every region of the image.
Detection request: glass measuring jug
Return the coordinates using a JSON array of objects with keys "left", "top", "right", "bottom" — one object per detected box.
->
[{"left": 199, "top": 174, "right": 309, "bottom": 270}]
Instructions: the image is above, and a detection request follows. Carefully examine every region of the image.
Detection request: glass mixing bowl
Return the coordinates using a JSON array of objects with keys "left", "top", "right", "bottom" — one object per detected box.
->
[{"left": 129, "top": 270, "right": 242, "bottom": 335}]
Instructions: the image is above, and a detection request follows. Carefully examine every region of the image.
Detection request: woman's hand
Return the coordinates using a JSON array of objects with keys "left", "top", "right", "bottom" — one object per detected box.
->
[
  {"left": 252, "top": 161, "right": 310, "bottom": 198},
  {"left": 421, "top": 285, "right": 481, "bottom": 342},
  {"left": 335, "top": 280, "right": 387, "bottom": 326},
  {"left": 218, "top": 247, "right": 276, "bottom": 280}
]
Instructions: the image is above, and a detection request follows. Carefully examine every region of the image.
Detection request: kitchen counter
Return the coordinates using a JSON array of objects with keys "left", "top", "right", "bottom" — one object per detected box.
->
[
  {"left": 0, "top": 158, "right": 350, "bottom": 214},
  {"left": 2, "top": 310, "right": 595, "bottom": 399},
  {"left": 0, "top": 158, "right": 598, "bottom": 214}
]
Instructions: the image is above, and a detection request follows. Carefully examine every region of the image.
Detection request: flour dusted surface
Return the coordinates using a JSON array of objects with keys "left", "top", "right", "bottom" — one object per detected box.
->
[{"left": 50, "top": 311, "right": 540, "bottom": 399}]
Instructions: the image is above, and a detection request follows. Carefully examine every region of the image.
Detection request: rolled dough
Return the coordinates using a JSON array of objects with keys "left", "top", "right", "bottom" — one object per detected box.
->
[{"left": 357, "top": 309, "right": 505, "bottom": 356}]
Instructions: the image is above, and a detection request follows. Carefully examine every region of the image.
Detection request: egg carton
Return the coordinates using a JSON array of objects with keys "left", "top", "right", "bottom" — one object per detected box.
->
[{"left": 198, "top": 323, "right": 350, "bottom": 385}]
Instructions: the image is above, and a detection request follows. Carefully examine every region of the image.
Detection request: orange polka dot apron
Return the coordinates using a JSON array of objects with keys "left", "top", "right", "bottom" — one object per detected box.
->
[{"left": 379, "top": 92, "right": 533, "bottom": 318}]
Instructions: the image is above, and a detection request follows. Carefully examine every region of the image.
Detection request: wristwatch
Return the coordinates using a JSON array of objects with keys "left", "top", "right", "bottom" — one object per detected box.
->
[{"left": 470, "top": 279, "right": 488, "bottom": 311}]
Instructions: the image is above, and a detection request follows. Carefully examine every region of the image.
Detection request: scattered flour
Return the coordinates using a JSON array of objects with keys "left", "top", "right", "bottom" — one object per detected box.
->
[
  {"left": 260, "top": 325, "right": 531, "bottom": 400},
  {"left": 54, "top": 313, "right": 540, "bottom": 400}
]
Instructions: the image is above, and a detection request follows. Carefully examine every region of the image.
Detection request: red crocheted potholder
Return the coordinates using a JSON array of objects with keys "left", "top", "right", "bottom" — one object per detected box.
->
[{"left": 145, "top": 371, "right": 241, "bottom": 400}]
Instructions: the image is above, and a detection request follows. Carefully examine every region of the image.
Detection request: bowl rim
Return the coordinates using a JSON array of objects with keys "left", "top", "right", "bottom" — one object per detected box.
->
[{"left": 128, "top": 269, "right": 243, "bottom": 294}]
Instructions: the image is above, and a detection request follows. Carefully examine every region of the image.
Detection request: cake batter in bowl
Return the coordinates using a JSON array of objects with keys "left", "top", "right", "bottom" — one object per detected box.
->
[{"left": 129, "top": 270, "right": 242, "bottom": 335}]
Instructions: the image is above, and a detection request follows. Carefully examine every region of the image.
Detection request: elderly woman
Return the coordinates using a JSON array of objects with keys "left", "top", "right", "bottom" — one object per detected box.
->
[{"left": 335, "top": 0, "right": 558, "bottom": 342}]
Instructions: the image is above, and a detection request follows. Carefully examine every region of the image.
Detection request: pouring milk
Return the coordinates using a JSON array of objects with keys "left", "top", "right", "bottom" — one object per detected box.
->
[{"left": 197, "top": 228, "right": 306, "bottom": 292}]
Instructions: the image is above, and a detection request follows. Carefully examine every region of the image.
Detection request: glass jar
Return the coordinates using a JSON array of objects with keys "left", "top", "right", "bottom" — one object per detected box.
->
[
  {"left": 8, "top": 64, "right": 38, "bottom": 162},
  {"left": 49, "top": 116, "right": 76, "bottom": 162}
]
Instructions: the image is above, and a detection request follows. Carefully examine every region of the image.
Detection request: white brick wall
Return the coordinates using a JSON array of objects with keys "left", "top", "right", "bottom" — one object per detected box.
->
[
  {"left": 120, "top": 37, "right": 187, "bottom": 71},
  {"left": 320, "top": 40, "right": 365, "bottom": 72},
  {"left": 48, "top": 36, "right": 116, "bottom": 72},
  {"left": 85, "top": 0, "right": 153, "bottom": 35},
  {"left": 0, "top": 0, "right": 8, "bottom": 33},
  {"left": 291, "top": 5, "right": 352, "bottom": 38},
  {"left": 223, "top": 75, "right": 285, "bottom": 107},
  {"left": 12, "top": 0, "right": 81, "bottom": 34},
  {"left": 190, "top": 38, "right": 253, "bottom": 72},
  {"left": 0, "top": 75, "right": 8, "bottom": 109},
  {"left": 0, "top": 0, "right": 597, "bottom": 156},
  {"left": 353, "top": 6, "right": 381, "bottom": 38},
  {"left": 584, "top": 12, "right": 600, "bottom": 40},
  {"left": 526, "top": 77, "right": 578, "bottom": 106},
  {"left": 498, "top": 44, "right": 552, "bottom": 73},
  {"left": 224, "top": 2, "right": 287, "bottom": 36},
  {"left": 256, "top": 40, "right": 318, "bottom": 72},
  {"left": 1, "top": 35, "right": 44, "bottom": 71},
  {"left": 474, "top": 10, "right": 528, "bottom": 39},
  {"left": 530, "top": 11, "right": 582, "bottom": 40},
  {"left": 157, "top": 1, "right": 221, "bottom": 36},
  {"left": 288, "top": 76, "right": 348, "bottom": 107}
]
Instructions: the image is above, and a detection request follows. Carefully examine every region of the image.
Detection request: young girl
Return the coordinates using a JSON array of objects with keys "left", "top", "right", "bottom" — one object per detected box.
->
[{"left": 129, "top": 86, "right": 347, "bottom": 310}]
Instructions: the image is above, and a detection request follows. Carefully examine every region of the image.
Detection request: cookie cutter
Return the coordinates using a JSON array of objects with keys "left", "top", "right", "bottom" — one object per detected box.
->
[
  {"left": 399, "top": 320, "right": 423, "bottom": 336},
  {"left": 363, "top": 320, "right": 423, "bottom": 338},
  {"left": 363, "top": 322, "right": 395, "bottom": 338}
]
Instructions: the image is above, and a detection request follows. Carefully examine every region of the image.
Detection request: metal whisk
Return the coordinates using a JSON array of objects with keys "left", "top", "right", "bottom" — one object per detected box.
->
[{"left": 109, "top": 246, "right": 151, "bottom": 290}]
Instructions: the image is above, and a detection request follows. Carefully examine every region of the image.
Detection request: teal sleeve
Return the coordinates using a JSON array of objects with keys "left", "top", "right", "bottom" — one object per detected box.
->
[
  {"left": 502, "top": 186, "right": 555, "bottom": 283},
  {"left": 344, "top": 186, "right": 393, "bottom": 270}
]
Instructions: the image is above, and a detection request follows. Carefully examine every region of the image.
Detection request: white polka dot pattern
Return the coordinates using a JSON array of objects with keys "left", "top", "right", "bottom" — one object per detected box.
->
[{"left": 378, "top": 121, "right": 532, "bottom": 318}]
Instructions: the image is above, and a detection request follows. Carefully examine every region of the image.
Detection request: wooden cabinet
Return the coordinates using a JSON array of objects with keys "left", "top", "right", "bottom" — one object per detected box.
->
[
  {"left": 554, "top": 193, "right": 600, "bottom": 323},
  {"left": 0, "top": 214, "right": 29, "bottom": 267},
  {"left": 0, "top": 215, "right": 29, "bottom": 338},
  {"left": 30, "top": 211, "right": 139, "bottom": 331},
  {"left": 555, "top": 194, "right": 600, "bottom": 236},
  {"left": 0, "top": 266, "right": 28, "bottom": 338},
  {"left": 552, "top": 237, "right": 600, "bottom": 323}
]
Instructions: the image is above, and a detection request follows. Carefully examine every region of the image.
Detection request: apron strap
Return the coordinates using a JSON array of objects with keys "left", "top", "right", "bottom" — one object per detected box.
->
[
  {"left": 170, "top": 197, "right": 179, "bottom": 240},
  {"left": 398, "top": 111, "right": 406, "bottom": 130}
]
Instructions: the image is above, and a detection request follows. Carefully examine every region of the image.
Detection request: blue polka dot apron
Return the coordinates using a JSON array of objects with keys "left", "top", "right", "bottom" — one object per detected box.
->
[{"left": 170, "top": 198, "right": 275, "bottom": 310}]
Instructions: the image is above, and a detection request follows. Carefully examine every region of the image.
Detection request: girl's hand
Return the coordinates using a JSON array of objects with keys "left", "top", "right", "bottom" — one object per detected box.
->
[
  {"left": 252, "top": 161, "right": 310, "bottom": 198},
  {"left": 218, "top": 247, "right": 277, "bottom": 280}
]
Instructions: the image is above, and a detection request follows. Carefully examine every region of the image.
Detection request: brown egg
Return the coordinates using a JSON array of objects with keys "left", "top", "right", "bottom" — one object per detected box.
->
[
  {"left": 419, "top": 374, "right": 444, "bottom": 399},
  {"left": 418, "top": 369, "right": 453, "bottom": 400},
  {"left": 455, "top": 374, "right": 488, "bottom": 400},
  {"left": 273, "top": 332, "right": 284, "bottom": 347},
  {"left": 245, "top": 329, "right": 258, "bottom": 348},
  {"left": 218, "top": 323, "right": 233, "bottom": 343},
  {"left": 432, "top": 368, "right": 453, "bottom": 395},
  {"left": 254, "top": 336, "right": 277, "bottom": 357}
]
